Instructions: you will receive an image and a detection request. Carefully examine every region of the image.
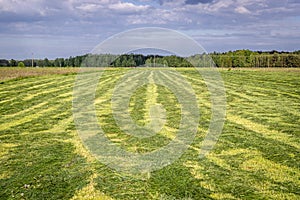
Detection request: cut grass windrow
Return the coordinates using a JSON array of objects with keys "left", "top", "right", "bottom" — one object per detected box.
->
[{"left": 0, "top": 68, "right": 299, "bottom": 200}]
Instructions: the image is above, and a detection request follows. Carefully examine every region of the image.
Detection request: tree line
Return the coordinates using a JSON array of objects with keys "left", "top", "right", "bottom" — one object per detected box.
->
[
  {"left": 190, "top": 50, "right": 300, "bottom": 68},
  {"left": 1, "top": 50, "right": 299, "bottom": 68}
]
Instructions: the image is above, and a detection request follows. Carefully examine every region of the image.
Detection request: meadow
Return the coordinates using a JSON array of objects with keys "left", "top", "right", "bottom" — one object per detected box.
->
[{"left": 0, "top": 67, "right": 299, "bottom": 199}]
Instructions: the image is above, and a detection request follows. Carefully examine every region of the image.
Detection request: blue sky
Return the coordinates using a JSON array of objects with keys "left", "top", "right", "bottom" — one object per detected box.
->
[{"left": 0, "top": 0, "right": 299, "bottom": 59}]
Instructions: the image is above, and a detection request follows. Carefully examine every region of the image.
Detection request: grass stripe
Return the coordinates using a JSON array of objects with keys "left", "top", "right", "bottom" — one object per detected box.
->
[
  {"left": 0, "top": 103, "right": 65, "bottom": 132},
  {"left": 1, "top": 68, "right": 299, "bottom": 199},
  {"left": 227, "top": 114, "right": 299, "bottom": 149}
]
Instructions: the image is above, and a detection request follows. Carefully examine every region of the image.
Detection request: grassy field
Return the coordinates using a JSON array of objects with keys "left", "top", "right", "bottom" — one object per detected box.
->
[{"left": 0, "top": 67, "right": 299, "bottom": 199}]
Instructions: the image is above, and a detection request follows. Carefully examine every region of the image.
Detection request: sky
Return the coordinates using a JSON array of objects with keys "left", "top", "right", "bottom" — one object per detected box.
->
[{"left": 0, "top": 0, "right": 299, "bottom": 59}]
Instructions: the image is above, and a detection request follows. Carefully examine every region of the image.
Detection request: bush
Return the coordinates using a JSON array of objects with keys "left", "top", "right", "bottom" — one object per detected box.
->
[{"left": 18, "top": 62, "right": 25, "bottom": 67}]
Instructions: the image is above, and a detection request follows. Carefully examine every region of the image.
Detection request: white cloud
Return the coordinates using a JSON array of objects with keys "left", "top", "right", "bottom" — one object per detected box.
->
[
  {"left": 0, "top": 0, "right": 44, "bottom": 14},
  {"left": 208, "top": 0, "right": 233, "bottom": 12},
  {"left": 235, "top": 6, "right": 251, "bottom": 14},
  {"left": 108, "top": 2, "right": 150, "bottom": 13},
  {"left": 76, "top": 3, "right": 104, "bottom": 12},
  {"left": 0, "top": 0, "right": 299, "bottom": 58},
  {"left": 160, "top": 0, "right": 186, "bottom": 7}
]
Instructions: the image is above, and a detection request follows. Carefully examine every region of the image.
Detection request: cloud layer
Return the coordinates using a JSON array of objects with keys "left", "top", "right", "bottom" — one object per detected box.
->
[{"left": 0, "top": 0, "right": 299, "bottom": 59}]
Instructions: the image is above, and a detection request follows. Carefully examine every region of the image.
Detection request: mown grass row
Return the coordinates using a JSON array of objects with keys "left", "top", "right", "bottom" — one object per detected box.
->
[
  {"left": 0, "top": 73, "right": 90, "bottom": 199},
  {"left": 0, "top": 68, "right": 299, "bottom": 199}
]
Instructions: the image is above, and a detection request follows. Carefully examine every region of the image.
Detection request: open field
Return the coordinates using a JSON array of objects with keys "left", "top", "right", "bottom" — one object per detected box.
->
[
  {"left": 0, "top": 67, "right": 107, "bottom": 82},
  {"left": 0, "top": 68, "right": 299, "bottom": 199},
  {"left": 0, "top": 67, "right": 79, "bottom": 81}
]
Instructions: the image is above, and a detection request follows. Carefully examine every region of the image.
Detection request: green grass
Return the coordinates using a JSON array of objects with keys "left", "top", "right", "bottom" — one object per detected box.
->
[{"left": 0, "top": 68, "right": 299, "bottom": 199}]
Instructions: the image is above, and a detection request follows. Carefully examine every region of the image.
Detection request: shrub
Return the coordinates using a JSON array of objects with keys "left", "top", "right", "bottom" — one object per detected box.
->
[{"left": 17, "top": 62, "right": 25, "bottom": 67}]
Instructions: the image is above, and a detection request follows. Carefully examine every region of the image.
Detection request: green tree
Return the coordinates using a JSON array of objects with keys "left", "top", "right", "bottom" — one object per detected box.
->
[
  {"left": 18, "top": 61, "right": 25, "bottom": 67},
  {"left": 0, "top": 59, "right": 9, "bottom": 67},
  {"left": 145, "top": 58, "right": 152, "bottom": 67},
  {"left": 43, "top": 58, "right": 51, "bottom": 67},
  {"left": 10, "top": 59, "right": 17, "bottom": 67}
]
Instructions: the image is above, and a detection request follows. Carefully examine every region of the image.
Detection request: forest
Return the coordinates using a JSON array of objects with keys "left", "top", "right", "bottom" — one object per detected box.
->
[{"left": 1, "top": 49, "right": 299, "bottom": 68}]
